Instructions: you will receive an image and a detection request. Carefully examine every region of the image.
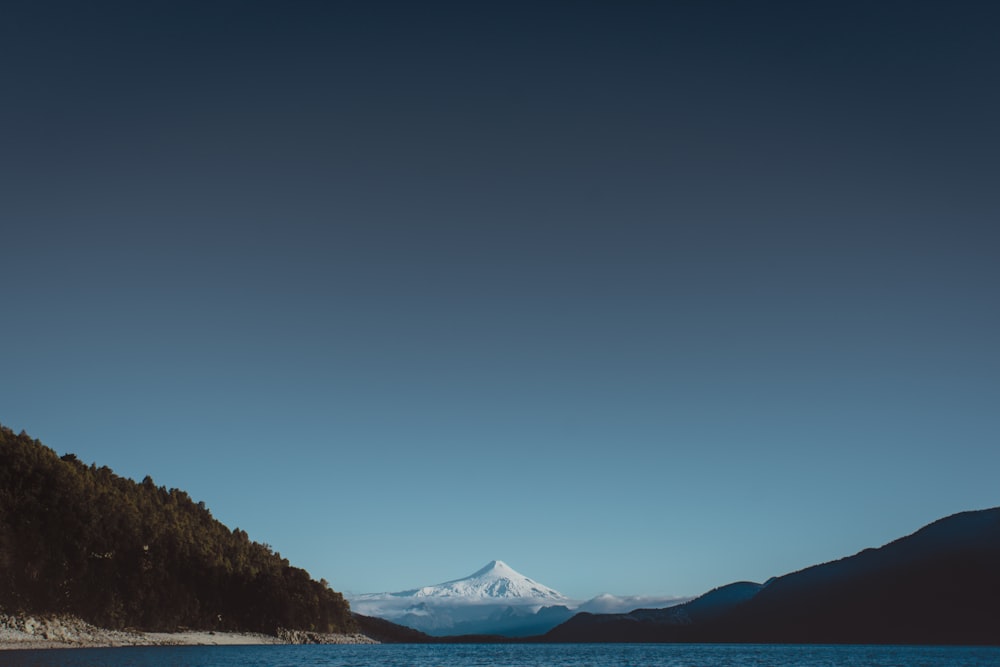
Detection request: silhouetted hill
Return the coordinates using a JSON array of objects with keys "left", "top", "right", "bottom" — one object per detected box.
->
[
  {"left": 0, "top": 425, "right": 355, "bottom": 635},
  {"left": 546, "top": 508, "right": 1000, "bottom": 645},
  {"left": 352, "top": 613, "right": 433, "bottom": 643},
  {"left": 545, "top": 581, "right": 762, "bottom": 643},
  {"left": 351, "top": 613, "right": 520, "bottom": 644}
]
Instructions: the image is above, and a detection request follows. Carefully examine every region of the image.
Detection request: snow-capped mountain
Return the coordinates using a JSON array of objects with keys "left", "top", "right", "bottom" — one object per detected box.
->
[
  {"left": 350, "top": 560, "right": 571, "bottom": 635},
  {"left": 350, "top": 560, "right": 688, "bottom": 636},
  {"left": 395, "top": 560, "right": 568, "bottom": 602}
]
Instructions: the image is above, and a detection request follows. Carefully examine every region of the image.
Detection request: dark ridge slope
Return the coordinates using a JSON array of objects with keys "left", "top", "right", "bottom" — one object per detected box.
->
[
  {"left": 352, "top": 613, "right": 433, "bottom": 643},
  {"left": 547, "top": 508, "right": 1000, "bottom": 645},
  {"left": 546, "top": 581, "right": 763, "bottom": 643},
  {"left": 0, "top": 425, "right": 355, "bottom": 634},
  {"left": 711, "top": 507, "right": 1000, "bottom": 644}
]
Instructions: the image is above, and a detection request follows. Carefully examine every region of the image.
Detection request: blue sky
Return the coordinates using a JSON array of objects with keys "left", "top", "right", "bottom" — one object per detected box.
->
[{"left": 2, "top": 1, "right": 999, "bottom": 600}]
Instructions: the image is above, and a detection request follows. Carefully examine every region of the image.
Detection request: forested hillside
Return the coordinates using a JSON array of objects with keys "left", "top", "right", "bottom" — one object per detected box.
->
[{"left": 0, "top": 425, "right": 354, "bottom": 634}]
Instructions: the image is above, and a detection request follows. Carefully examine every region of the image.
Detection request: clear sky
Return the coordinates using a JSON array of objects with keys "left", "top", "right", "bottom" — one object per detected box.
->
[{"left": 2, "top": 1, "right": 998, "bottom": 601}]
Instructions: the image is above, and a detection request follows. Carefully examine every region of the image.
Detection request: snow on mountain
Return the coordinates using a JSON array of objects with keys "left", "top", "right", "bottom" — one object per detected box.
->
[
  {"left": 350, "top": 560, "right": 571, "bottom": 635},
  {"left": 350, "top": 560, "right": 686, "bottom": 636},
  {"left": 396, "top": 560, "right": 568, "bottom": 602}
]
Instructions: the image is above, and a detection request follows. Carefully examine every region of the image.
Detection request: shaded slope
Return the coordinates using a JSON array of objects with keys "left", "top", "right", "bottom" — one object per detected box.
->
[
  {"left": 352, "top": 613, "right": 433, "bottom": 643},
  {"left": 711, "top": 507, "right": 1000, "bottom": 644},
  {"left": 0, "top": 425, "right": 354, "bottom": 634},
  {"left": 547, "top": 508, "right": 1000, "bottom": 645},
  {"left": 546, "top": 581, "right": 762, "bottom": 642}
]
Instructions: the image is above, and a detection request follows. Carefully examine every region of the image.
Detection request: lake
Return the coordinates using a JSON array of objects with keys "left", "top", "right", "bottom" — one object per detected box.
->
[{"left": 2, "top": 643, "right": 999, "bottom": 667}]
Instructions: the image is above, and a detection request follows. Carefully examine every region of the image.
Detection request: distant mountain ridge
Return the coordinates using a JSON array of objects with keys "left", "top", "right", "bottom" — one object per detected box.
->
[
  {"left": 546, "top": 507, "right": 1000, "bottom": 645},
  {"left": 351, "top": 560, "right": 686, "bottom": 636}
]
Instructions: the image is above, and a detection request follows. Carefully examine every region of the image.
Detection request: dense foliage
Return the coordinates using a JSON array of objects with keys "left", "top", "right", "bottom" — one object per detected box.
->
[{"left": 0, "top": 425, "right": 354, "bottom": 634}]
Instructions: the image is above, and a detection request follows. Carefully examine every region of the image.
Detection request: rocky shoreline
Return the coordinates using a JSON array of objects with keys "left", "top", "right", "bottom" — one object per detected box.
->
[{"left": 0, "top": 613, "right": 378, "bottom": 650}]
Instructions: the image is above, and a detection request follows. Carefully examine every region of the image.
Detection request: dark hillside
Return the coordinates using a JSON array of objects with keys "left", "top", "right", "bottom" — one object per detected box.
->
[
  {"left": 706, "top": 507, "right": 1000, "bottom": 644},
  {"left": 546, "top": 508, "right": 1000, "bottom": 645},
  {"left": 352, "top": 613, "right": 432, "bottom": 643},
  {"left": 0, "top": 425, "right": 354, "bottom": 634}
]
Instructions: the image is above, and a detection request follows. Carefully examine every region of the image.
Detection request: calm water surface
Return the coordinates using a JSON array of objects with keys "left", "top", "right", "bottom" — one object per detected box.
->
[{"left": 2, "top": 643, "right": 999, "bottom": 667}]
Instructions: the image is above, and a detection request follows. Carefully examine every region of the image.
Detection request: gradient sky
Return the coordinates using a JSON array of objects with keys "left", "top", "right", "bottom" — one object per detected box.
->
[{"left": 2, "top": 1, "right": 999, "bottom": 600}]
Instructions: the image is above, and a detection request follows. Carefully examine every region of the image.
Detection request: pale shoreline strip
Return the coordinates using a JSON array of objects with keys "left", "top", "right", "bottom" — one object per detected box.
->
[{"left": 0, "top": 614, "right": 378, "bottom": 650}]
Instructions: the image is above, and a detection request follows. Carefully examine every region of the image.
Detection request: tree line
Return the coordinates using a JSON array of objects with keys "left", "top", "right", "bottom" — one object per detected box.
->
[{"left": 0, "top": 425, "right": 354, "bottom": 634}]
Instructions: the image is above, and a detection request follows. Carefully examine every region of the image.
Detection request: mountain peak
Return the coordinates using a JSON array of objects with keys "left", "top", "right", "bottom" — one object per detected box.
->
[
  {"left": 473, "top": 559, "right": 514, "bottom": 576},
  {"left": 384, "top": 560, "right": 568, "bottom": 602}
]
